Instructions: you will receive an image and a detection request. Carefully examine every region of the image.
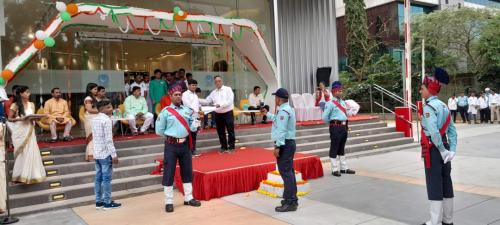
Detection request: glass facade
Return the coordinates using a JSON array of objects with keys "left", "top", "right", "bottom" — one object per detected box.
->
[
  {"left": 1, "top": 0, "right": 274, "bottom": 118},
  {"left": 464, "top": 0, "right": 500, "bottom": 7}
]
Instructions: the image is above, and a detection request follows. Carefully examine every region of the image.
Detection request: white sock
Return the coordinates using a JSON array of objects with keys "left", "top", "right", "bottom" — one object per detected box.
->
[
  {"left": 183, "top": 183, "right": 194, "bottom": 202},
  {"left": 330, "top": 157, "right": 339, "bottom": 172},
  {"left": 164, "top": 186, "right": 174, "bottom": 204},
  {"left": 442, "top": 198, "right": 453, "bottom": 224}
]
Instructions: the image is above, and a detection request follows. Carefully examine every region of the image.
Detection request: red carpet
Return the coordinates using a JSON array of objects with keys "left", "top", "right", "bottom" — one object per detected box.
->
[
  {"left": 37, "top": 114, "right": 377, "bottom": 149},
  {"left": 152, "top": 148, "right": 324, "bottom": 201}
]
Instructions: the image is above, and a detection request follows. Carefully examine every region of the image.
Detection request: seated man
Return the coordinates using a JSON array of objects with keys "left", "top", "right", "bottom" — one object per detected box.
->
[
  {"left": 124, "top": 86, "right": 154, "bottom": 135},
  {"left": 248, "top": 86, "right": 269, "bottom": 125},
  {"left": 44, "top": 87, "right": 74, "bottom": 142}
]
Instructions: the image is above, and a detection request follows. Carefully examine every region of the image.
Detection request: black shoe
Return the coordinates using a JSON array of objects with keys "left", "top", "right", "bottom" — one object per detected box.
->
[
  {"left": 184, "top": 199, "right": 201, "bottom": 207},
  {"left": 280, "top": 200, "right": 298, "bottom": 206},
  {"left": 95, "top": 202, "right": 104, "bottom": 209},
  {"left": 340, "top": 169, "right": 356, "bottom": 174},
  {"left": 49, "top": 138, "right": 57, "bottom": 143},
  {"left": 442, "top": 222, "right": 453, "bottom": 225},
  {"left": 275, "top": 204, "right": 297, "bottom": 212},
  {"left": 261, "top": 121, "right": 268, "bottom": 124},
  {"left": 332, "top": 171, "right": 341, "bottom": 177},
  {"left": 192, "top": 150, "right": 201, "bottom": 157},
  {"left": 228, "top": 148, "right": 235, "bottom": 153},
  {"left": 103, "top": 201, "right": 122, "bottom": 210},
  {"left": 165, "top": 204, "right": 174, "bottom": 213},
  {"left": 219, "top": 148, "right": 227, "bottom": 154}
]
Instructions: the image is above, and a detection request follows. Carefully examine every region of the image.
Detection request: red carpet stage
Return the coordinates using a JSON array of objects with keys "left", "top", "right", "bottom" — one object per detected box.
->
[{"left": 152, "top": 148, "right": 324, "bottom": 201}]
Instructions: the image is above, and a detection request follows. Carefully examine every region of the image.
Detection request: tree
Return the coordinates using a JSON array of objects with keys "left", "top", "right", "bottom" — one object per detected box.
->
[
  {"left": 344, "top": 0, "right": 371, "bottom": 82},
  {"left": 478, "top": 13, "right": 500, "bottom": 90},
  {"left": 412, "top": 8, "right": 494, "bottom": 78}
]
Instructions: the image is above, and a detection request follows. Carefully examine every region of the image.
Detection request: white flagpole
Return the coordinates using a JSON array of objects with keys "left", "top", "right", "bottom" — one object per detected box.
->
[{"left": 404, "top": 0, "right": 413, "bottom": 137}]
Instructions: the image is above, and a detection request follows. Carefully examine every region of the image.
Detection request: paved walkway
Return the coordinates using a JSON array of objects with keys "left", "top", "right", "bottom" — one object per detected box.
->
[{"left": 15, "top": 123, "right": 500, "bottom": 225}]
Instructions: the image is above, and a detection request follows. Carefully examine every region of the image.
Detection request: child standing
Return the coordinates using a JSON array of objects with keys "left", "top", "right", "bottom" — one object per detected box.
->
[{"left": 91, "top": 99, "right": 122, "bottom": 210}]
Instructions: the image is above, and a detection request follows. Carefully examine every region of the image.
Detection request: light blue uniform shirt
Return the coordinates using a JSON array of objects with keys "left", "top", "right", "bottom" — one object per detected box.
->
[
  {"left": 266, "top": 102, "right": 296, "bottom": 147},
  {"left": 322, "top": 97, "right": 348, "bottom": 123},
  {"left": 155, "top": 104, "right": 197, "bottom": 138},
  {"left": 457, "top": 96, "right": 468, "bottom": 107},
  {"left": 422, "top": 96, "right": 458, "bottom": 153}
]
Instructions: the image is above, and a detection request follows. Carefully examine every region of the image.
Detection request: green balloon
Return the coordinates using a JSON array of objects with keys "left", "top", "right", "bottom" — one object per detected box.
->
[
  {"left": 44, "top": 37, "right": 55, "bottom": 47},
  {"left": 0, "top": 77, "right": 5, "bottom": 86},
  {"left": 173, "top": 6, "right": 181, "bottom": 14},
  {"left": 60, "top": 12, "right": 71, "bottom": 22}
]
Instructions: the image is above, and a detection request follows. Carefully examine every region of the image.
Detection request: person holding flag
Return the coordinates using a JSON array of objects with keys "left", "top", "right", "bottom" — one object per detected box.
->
[
  {"left": 322, "top": 81, "right": 356, "bottom": 177},
  {"left": 419, "top": 68, "right": 457, "bottom": 225},
  {"left": 155, "top": 87, "right": 202, "bottom": 213}
]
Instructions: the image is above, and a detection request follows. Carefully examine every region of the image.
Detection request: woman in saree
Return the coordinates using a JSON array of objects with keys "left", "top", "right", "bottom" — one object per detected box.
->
[
  {"left": 7, "top": 86, "right": 46, "bottom": 184},
  {"left": 83, "top": 83, "right": 100, "bottom": 161}
]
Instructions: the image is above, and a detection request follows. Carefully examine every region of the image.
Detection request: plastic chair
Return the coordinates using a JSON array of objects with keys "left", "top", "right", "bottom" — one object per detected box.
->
[
  {"left": 118, "top": 104, "right": 144, "bottom": 128},
  {"left": 302, "top": 93, "right": 322, "bottom": 120},
  {"left": 35, "top": 107, "right": 77, "bottom": 131},
  {"left": 291, "top": 94, "right": 308, "bottom": 121}
]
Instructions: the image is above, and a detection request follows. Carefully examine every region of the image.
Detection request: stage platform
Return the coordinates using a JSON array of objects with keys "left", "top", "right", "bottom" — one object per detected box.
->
[{"left": 152, "top": 148, "right": 324, "bottom": 201}]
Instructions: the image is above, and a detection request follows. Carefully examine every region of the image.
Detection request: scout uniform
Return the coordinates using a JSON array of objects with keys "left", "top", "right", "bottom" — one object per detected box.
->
[
  {"left": 420, "top": 68, "right": 457, "bottom": 225},
  {"left": 155, "top": 89, "right": 201, "bottom": 213},
  {"left": 322, "top": 81, "right": 355, "bottom": 177},
  {"left": 266, "top": 88, "right": 298, "bottom": 212}
]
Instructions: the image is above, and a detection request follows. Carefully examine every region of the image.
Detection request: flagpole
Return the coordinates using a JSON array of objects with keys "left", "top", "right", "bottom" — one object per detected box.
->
[{"left": 404, "top": 0, "right": 413, "bottom": 137}]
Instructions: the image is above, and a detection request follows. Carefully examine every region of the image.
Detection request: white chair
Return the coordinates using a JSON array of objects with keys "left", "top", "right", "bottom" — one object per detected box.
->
[
  {"left": 291, "top": 94, "right": 308, "bottom": 121},
  {"left": 302, "top": 93, "right": 322, "bottom": 120}
]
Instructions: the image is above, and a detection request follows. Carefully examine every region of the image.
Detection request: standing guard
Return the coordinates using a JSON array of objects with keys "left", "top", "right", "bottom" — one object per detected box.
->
[
  {"left": 155, "top": 88, "right": 202, "bottom": 213},
  {"left": 420, "top": 68, "right": 457, "bottom": 225},
  {"left": 322, "top": 81, "right": 356, "bottom": 177}
]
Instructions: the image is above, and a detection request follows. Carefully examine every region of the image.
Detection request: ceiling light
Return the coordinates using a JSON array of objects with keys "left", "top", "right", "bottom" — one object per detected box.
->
[
  {"left": 124, "top": 52, "right": 129, "bottom": 55},
  {"left": 28, "top": 33, "right": 34, "bottom": 39}
]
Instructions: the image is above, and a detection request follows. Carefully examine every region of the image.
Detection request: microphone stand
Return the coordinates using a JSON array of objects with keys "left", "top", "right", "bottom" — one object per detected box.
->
[{"left": 1, "top": 122, "right": 19, "bottom": 224}]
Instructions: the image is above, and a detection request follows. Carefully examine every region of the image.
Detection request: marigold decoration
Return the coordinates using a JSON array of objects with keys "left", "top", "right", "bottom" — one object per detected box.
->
[
  {"left": 258, "top": 167, "right": 311, "bottom": 198},
  {"left": 1, "top": 70, "right": 14, "bottom": 81},
  {"left": 66, "top": 3, "right": 79, "bottom": 15},
  {"left": 34, "top": 40, "right": 45, "bottom": 49},
  {"left": 173, "top": 6, "right": 188, "bottom": 21}
]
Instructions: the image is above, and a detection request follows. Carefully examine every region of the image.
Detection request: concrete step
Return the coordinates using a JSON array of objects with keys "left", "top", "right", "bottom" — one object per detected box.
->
[
  {"left": 10, "top": 174, "right": 162, "bottom": 208},
  {"left": 302, "top": 137, "right": 415, "bottom": 158},
  {"left": 8, "top": 163, "right": 157, "bottom": 195},
  {"left": 41, "top": 119, "right": 381, "bottom": 156},
  {"left": 319, "top": 142, "right": 421, "bottom": 163},
  {"left": 11, "top": 184, "right": 163, "bottom": 215},
  {"left": 34, "top": 123, "right": 392, "bottom": 167}
]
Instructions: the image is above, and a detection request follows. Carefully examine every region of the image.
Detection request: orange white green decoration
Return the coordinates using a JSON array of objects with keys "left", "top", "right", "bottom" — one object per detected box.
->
[
  {"left": 1, "top": 2, "right": 278, "bottom": 103},
  {"left": 257, "top": 167, "right": 311, "bottom": 198}
]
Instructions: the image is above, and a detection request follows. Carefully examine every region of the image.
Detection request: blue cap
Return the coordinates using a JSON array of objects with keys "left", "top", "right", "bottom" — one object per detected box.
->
[
  {"left": 272, "top": 88, "right": 289, "bottom": 99},
  {"left": 331, "top": 81, "right": 342, "bottom": 90},
  {"left": 434, "top": 68, "right": 450, "bottom": 85}
]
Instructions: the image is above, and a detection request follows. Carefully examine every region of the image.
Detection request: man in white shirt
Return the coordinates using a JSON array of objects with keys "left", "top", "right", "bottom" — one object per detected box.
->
[
  {"left": 248, "top": 86, "right": 269, "bottom": 125},
  {"left": 448, "top": 94, "right": 458, "bottom": 123},
  {"left": 468, "top": 92, "right": 479, "bottom": 124},
  {"left": 489, "top": 89, "right": 500, "bottom": 124},
  {"left": 182, "top": 79, "right": 207, "bottom": 157},
  {"left": 478, "top": 92, "right": 490, "bottom": 123},
  {"left": 130, "top": 74, "right": 146, "bottom": 97},
  {"left": 206, "top": 76, "right": 236, "bottom": 153}
]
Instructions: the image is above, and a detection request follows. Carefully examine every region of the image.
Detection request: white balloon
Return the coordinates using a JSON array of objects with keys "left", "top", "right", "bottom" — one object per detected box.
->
[
  {"left": 56, "top": 2, "right": 67, "bottom": 12},
  {"left": 178, "top": 11, "right": 184, "bottom": 16},
  {"left": 35, "top": 30, "right": 47, "bottom": 40}
]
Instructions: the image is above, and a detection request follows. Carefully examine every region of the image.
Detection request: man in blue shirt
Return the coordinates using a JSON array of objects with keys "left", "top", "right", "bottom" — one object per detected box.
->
[
  {"left": 155, "top": 88, "right": 201, "bottom": 213},
  {"left": 456, "top": 92, "right": 469, "bottom": 123},
  {"left": 322, "top": 81, "right": 355, "bottom": 177},
  {"left": 420, "top": 68, "right": 457, "bottom": 225},
  {"left": 261, "top": 88, "right": 298, "bottom": 212}
]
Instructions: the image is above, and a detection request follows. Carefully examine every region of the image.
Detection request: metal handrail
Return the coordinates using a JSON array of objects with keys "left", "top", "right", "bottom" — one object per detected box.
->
[
  {"left": 373, "top": 102, "right": 412, "bottom": 125},
  {"left": 372, "top": 84, "right": 417, "bottom": 111}
]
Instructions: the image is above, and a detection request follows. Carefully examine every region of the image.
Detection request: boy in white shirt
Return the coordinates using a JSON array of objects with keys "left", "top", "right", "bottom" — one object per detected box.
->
[
  {"left": 478, "top": 92, "right": 489, "bottom": 123},
  {"left": 448, "top": 94, "right": 458, "bottom": 123},
  {"left": 468, "top": 92, "right": 479, "bottom": 124}
]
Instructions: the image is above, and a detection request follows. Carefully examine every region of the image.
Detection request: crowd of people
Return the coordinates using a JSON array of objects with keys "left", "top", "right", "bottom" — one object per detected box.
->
[{"left": 448, "top": 88, "right": 500, "bottom": 124}]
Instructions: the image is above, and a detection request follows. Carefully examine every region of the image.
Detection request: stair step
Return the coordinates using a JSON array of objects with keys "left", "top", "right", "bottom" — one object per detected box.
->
[
  {"left": 10, "top": 175, "right": 162, "bottom": 208},
  {"left": 11, "top": 184, "right": 163, "bottom": 215},
  {"left": 319, "top": 142, "right": 420, "bottom": 162}
]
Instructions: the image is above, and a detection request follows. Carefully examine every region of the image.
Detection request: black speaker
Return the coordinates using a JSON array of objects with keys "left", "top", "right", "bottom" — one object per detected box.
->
[{"left": 316, "top": 67, "right": 332, "bottom": 87}]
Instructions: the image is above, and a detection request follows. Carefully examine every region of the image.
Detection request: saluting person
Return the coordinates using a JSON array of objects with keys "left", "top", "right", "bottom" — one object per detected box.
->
[
  {"left": 155, "top": 88, "right": 202, "bottom": 213},
  {"left": 420, "top": 68, "right": 457, "bottom": 225},
  {"left": 322, "top": 81, "right": 355, "bottom": 177},
  {"left": 261, "top": 88, "right": 298, "bottom": 212}
]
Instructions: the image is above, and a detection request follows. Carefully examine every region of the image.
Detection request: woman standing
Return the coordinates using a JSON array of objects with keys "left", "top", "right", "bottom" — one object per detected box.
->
[
  {"left": 7, "top": 86, "right": 46, "bottom": 184},
  {"left": 83, "top": 83, "right": 100, "bottom": 161},
  {"left": 314, "top": 82, "right": 331, "bottom": 106}
]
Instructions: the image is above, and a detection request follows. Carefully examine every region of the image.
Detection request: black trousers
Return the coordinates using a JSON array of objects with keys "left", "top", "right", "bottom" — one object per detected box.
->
[
  {"left": 162, "top": 142, "right": 193, "bottom": 186},
  {"left": 214, "top": 110, "right": 236, "bottom": 150},
  {"left": 450, "top": 110, "right": 457, "bottom": 123},
  {"left": 458, "top": 106, "right": 469, "bottom": 123},
  {"left": 277, "top": 139, "right": 298, "bottom": 204},
  {"left": 480, "top": 108, "right": 488, "bottom": 123},
  {"left": 425, "top": 146, "right": 454, "bottom": 200},
  {"left": 191, "top": 131, "right": 197, "bottom": 151},
  {"left": 329, "top": 125, "right": 348, "bottom": 158},
  {"left": 248, "top": 106, "right": 269, "bottom": 123}
]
